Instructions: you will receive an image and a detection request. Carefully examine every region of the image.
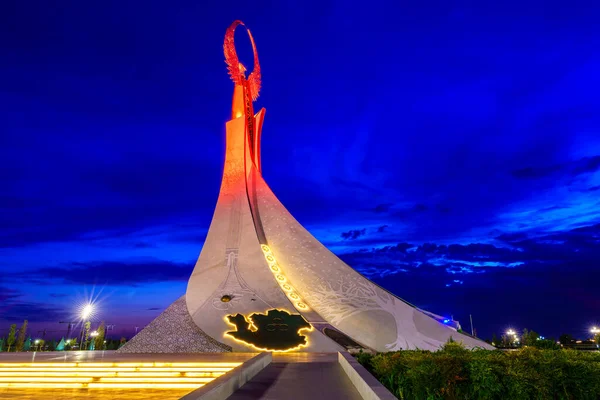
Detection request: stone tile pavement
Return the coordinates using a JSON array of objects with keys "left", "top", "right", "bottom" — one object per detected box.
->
[{"left": 227, "top": 353, "right": 363, "bottom": 399}]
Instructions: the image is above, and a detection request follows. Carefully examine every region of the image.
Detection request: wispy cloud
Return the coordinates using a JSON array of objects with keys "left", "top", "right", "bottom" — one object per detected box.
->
[{"left": 8, "top": 259, "right": 193, "bottom": 287}]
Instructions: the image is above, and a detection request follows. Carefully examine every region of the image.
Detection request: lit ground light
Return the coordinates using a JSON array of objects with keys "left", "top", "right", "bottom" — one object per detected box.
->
[{"left": 0, "top": 361, "right": 241, "bottom": 398}]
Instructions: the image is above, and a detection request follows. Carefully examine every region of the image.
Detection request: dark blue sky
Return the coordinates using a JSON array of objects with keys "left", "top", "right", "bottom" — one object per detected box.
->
[{"left": 1, "top": 1, "right": 599, "bottom": 341}]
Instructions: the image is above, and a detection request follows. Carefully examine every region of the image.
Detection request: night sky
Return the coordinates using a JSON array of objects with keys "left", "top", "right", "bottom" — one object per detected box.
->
[{"left": 1, "top": 1, "right": 599, "bottom": 342}]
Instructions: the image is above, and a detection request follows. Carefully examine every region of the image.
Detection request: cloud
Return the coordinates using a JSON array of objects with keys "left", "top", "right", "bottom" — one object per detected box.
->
[
  {"left": 373, "top": 203, "right": 393, "bottom": 213},
  {"left": 134, "top": 242, "right": 156, "bottom": 248},
  {"left": 377, "top": 225, "right": 389, "bottom": 233},
  {"left": 49, "top": 293, "right": 69, "bottom": 298},
  {"left": 10, "top": 259, "right": 193, "bottom": 286},
  {"left": 511, "top": 165, "right": 562, "bottom": 179},
  {"left": 341, "top": 229, "right": 367, "bottom": 240},
  {"left": 339, "top": 222, "right": 600, "bottom": 280},
  {"left": 391, "top": 203, "right": 431, "bottom": 219},
  {"left": 511, "top": 155, "right": 600, "bottom": 180},
  {"left": 436, "top": 205, "right": 452, "bottom": 214},
  {"left": 146, "top": 307, "right": 161, "bottom": 311},
  {"left": 572, "top": 155, "right": 600, "bottom": 175},
  {"left": 0, "top": 156, "right": 220, "bottom": 249},
  {"left": 0, "top": 301, "right": 69, "bottom": 322},
  {"left": 0, "top": 287, "right": 21, "bottom": 302},
  {"left": 587, "top": 185, "right": 600, "bottom": 192},
  {"left": 413, "top": 203, "right": 428, "bottom": 212}
]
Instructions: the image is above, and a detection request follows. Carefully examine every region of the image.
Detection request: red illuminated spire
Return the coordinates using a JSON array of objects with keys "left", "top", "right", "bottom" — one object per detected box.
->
[{"left": 223, "top": 20, "right": 264, "bottom": 172}]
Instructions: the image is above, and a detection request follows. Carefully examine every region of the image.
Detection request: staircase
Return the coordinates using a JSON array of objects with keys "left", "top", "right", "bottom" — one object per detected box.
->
[{"left": 0, "top": 361, "right": 241, "bottom": 390}]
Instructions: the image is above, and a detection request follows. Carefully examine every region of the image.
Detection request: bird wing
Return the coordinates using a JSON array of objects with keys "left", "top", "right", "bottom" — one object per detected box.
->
[
  {"left": 224, "top": 20, "right": 244, "bottom": 86},
  {"left": 247, "top": 28, "right": 261, "bottom": 101}
]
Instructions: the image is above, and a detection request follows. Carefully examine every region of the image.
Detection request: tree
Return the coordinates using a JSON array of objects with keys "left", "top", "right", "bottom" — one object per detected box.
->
[
  {"left": 521, "top": 329, "right": 539, "bottom": 346},
  {"left": 66, "top": 338, "right": 77, "bottom": 351},
  {"left": 94, "top": 321, "right": 106, "bottom": 350},
  {"left": 594, "top": 333, "right": 600, "bottom": 346},
  {"left": 491, "top": 334, "right": 499, "bottom": 346},
  {"left": 15, "top": 320, "right": 28, "bottom": 352},
  {"left": 83, "top": 321, "right": 91, "bottom": 350},
  {"left": 500, "top": 334, "right": 513, "bottom": 348},
  {"left": 23, "top": 337, "right": 31, "bottom": 351},
  {"left": 532, "top": 339, "right": 561, "bottom": 350},
  {"left": 559, "top": 334, "right": 574, "bottom": 345},
  {"left": 6, "top": 324, "right": 16, "bottom": 352}
]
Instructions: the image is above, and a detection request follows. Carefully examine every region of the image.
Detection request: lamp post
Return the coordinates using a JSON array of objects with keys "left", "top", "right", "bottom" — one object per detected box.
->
[
  {"left": 591, "top": 327, "right": 600, "bottom": 349},
  {"left": 506, "top": 329, "right": 518, "bottom": 348},
  {"left": 90, "top": 331, "right": 99, "bottom": 350},
  {"left": 79, "top": 304, "right": 93, "bottom": 350},
  {"left": 34, "top": 339, "right": 40, "bottom": 352}
]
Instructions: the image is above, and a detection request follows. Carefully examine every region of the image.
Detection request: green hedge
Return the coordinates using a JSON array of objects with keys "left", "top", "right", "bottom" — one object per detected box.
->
[{"left": 356, "top": 342, "right": 600, "bottom": 400}]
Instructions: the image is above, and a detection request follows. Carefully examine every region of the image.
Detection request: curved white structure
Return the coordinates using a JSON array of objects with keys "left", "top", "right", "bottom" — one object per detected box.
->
[
  {"left": 125, "top": 20, "right": 493, "bottom": 353},
  {"left": 183, "top": 21, "right": 493, "bottom": 352}
]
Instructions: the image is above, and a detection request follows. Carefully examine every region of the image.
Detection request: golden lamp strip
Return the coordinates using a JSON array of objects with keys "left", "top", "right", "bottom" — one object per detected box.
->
[{"left": 261, "top": 245, "right": 309, "bottom": 311}]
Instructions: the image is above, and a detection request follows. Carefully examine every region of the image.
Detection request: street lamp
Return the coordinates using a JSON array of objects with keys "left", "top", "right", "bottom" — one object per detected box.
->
[
  {"left": 90, "top": 331, "right": 99, "bottom": 350},
  {"left": 34, "top": 339, "right": 40, "bottom": 352},
  {"left": 79, "top": 303, "right": 94, "bottom": 350},
  {"left": 506, "top": 329, "right": 519, "bottom": 347},
  {"left": 591, "top": 327, "right": 600, "bottom": 349},
  {"left": 81, "top": 304, "right": 93, "bottom": 320}
]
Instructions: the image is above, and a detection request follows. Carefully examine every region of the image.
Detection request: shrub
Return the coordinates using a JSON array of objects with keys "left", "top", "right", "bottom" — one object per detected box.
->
[{"left": 356, "top": 344, "right": 600, "bottom": 399}]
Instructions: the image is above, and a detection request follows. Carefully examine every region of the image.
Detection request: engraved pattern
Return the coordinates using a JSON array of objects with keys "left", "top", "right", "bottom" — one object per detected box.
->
[
  {"left": 220, "top": 154, "right": 244, "bottom": 194},
  {"left": 211, "top": 249, "right": 256, "bottom": 310},
  {"left": 252, "top": 175, "right": 494, "bottom": 351},
  {"left": 307, "top": 277, "right": 428, "bottom": 350}
]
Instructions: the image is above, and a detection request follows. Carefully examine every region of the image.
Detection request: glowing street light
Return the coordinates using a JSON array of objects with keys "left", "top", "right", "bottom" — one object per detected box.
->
[
  {"left": 505, "top": 329, "right": 519, "bottom": 347},
  {"left": 78, "top": 303, "right": 95, "bottom": 350},
  {"left": 89, "top": 331, "right": 99, "bottom": 351},
  {"left": 591, "top": 327, "right": 600, "bottom": 335},
  {"left": 81, "top": 304, "right": 93, "bottom": 320}
]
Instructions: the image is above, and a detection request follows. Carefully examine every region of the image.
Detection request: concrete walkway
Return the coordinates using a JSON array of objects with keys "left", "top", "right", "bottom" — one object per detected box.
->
[{"left": 227, "top": 353, "right": 362, "bottom": 400}]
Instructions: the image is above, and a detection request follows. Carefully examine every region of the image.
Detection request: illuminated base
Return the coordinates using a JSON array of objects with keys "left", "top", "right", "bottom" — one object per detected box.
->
[{"left": 0, "top": 362, "right": 240, "bottom": 390}]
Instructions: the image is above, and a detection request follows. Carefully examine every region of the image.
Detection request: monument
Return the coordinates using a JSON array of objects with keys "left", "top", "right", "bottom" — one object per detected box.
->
[{"left": 119, "top": 20, "right": 493, "bottom": 353}]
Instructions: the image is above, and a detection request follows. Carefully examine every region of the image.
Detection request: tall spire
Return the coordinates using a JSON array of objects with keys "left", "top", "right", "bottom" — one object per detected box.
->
[{"left": 223, "top": 20, "right": 263, "bottom": 171}]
